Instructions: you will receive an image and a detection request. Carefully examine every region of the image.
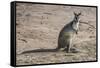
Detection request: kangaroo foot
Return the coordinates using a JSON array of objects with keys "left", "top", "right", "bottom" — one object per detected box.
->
[
  {"left": 70, "top": 47, "right": 80, "bottom": 53},
  {"left": 63, "top": 48, "right": 70, "bottom": 53},
  {"left": 55, "top": 47, "right": 61, "bottom": 51},
  {"left": 56, "top": 47, "right": 65, "bottom": 51}
]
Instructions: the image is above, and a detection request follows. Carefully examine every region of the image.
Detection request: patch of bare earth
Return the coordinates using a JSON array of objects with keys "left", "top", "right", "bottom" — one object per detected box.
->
[{"left": 16, "top": 3, "right": 97, "bottom": 65}]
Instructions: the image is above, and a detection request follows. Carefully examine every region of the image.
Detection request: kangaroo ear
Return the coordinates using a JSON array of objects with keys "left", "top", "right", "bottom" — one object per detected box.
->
[{"left": 74, "top": 12, "right": 77, "bottom": 15}]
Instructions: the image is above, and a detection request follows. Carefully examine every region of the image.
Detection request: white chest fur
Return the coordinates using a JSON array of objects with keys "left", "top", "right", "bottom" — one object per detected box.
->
[{"left": 72, "top": 21, "right": 79, "bottom": 30}]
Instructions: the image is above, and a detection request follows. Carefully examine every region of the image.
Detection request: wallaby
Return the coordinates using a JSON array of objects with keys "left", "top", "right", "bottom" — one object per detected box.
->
[{"left": 56, "top": 12, "right": 81, "bottom": 53}]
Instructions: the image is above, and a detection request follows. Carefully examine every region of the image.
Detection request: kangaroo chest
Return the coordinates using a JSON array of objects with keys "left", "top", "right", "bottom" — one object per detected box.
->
[{"left": 72, "top": 21, "right": 79, "bottom": 31}]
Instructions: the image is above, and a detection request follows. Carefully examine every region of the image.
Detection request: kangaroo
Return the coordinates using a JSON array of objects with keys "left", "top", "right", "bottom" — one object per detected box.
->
[{"left": 56, "top": 12, "right": 81, "bottom": 53}]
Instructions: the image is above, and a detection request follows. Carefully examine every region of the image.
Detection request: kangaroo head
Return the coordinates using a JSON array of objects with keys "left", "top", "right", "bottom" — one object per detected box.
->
[
  {"left": 73, "top": 12, "right": 81, "bottom": 22},
  {"left": 72, "top": 12, "right": 81, "bottom": 31}
]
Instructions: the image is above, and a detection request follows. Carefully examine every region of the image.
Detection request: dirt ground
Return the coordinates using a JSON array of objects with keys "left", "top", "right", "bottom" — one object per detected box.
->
[{"left": 16, "top": 3, "right": 97, "bottom": 65}]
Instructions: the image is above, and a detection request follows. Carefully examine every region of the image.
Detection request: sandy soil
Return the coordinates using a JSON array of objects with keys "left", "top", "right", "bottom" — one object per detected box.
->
[{"left": 16, "top": 3, "right": 97, "bottom": 65}]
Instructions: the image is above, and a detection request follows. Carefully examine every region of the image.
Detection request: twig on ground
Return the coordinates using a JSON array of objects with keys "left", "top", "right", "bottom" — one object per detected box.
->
[{"left": 80, "top": 21, "right": 96, "bottom": 29}]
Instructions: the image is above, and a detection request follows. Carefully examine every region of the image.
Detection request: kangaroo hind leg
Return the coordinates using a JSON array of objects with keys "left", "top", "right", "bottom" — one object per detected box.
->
[{"left": 65, "top": 38, "right": 72, "bottom": 53}]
